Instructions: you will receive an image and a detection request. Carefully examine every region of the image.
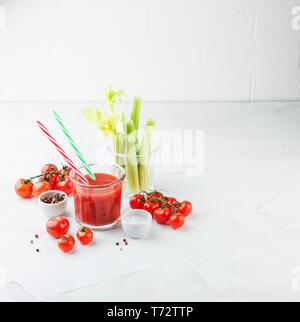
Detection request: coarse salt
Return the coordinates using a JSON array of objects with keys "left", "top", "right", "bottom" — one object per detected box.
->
[{"left": 123, "top": 213, "right": 149, "bottom": 224}]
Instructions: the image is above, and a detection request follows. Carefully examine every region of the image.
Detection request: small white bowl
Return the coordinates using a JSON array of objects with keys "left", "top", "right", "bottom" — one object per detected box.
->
[
  {"left": 121, "top": 209, "right": 152, "bottom": 239},
  {"left": 39, "top": 190, "right": 68, "bottom": 219}
]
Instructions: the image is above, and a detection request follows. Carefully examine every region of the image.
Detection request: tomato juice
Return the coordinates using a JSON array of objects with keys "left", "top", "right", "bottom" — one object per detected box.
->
[{"left": 73, "top": 172, "right": 124, "bottom": 230}]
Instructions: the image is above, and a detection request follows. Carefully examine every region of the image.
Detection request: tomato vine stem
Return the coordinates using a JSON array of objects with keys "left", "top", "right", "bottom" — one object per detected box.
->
[
  {"left": 141, "top": 191, "right": 179, "bottom": 214},
  {"left": 25, "top": 171, "right": 64, "bottom": 184}
]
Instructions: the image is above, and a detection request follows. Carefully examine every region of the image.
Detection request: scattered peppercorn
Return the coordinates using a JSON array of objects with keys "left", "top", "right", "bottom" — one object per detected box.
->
[
  {"left": 123, "top": 239, "right": 127, "bottom": 242},
  {"left": 116, "top": 242, "right": 119, "bottom": 246},
  {"left": 36, "top": 249, "right": 40, "bottom": 253},
  {"left": 30, "top": 240, "right": 33, "bottom": 244},
  {"left": 120, "top": 248, "right": 123, "bottom": 251},
  {"left": 41, "top": 193, "right": 66, "bottom": 204}
]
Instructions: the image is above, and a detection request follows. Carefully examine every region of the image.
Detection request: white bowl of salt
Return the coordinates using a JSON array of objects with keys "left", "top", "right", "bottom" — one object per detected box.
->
[{"left": 121, "top": 209, "right": 152, "bottom": 239}]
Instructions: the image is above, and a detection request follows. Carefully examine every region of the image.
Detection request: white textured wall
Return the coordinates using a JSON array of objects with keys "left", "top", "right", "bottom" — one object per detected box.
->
[{"left": 0, "top": 0, "right": 299, "bottom": 102}]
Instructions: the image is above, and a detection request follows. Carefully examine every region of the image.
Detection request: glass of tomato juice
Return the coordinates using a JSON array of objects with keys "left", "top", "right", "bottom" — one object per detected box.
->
[{"left": 70, "top": 164, "right": 126, "bottom": 231}]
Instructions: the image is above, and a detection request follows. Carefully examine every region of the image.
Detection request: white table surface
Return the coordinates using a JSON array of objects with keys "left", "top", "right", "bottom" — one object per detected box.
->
[{"left": 1, "top": 101, "right": 300, "bottom": 302}]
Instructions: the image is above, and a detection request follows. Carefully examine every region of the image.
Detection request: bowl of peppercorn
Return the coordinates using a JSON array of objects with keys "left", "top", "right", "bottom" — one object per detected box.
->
[{"left": 39, "top": 190, "right": 68, "bottom": 219}]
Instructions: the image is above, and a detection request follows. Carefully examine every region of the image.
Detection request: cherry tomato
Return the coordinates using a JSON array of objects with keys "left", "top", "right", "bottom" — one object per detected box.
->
[
  {"left": 41, "top": 164, "right": 58, "bottom": 174},
  {"left": 58, "top": 235, "right": 75, "bottom": 253},
  {"left": 60, "top": 166, "right": 72, "bottom": 176},
  {"left": 39, "top": 174, "right": 58, "bottom": 189},
  {"left": 168, "top": 213, "right": 185, "bottom": 229},
  {"left": 143, "top": 200, "right": 160, "bottom": 215},
  {"left": 77, "top": 227, "right": 93, "bottom": 245},
  {"left": 178, "top": 201, "right": 193, "bottom": 217},
  {"left": 14, "top": 179, "right": 33, "bottom": 199},
  {"left": 33, "top": 181, "right": 52, "bottom": 197},
  {"left": 160, "top": 197, "right": 179, "bottom": 211},
  {"left": 41, "top": 164, "right": 59, "bottom": 189},
  {"left": 167, "top": 197, "right": 179, "bottom": 206},
  {"left": 146, "top": 191, "right": 163, "bottom": 201},
  {"left": 46, "top": 216, "right": 70, "bottom": 239},
  {"left": 56, "top": 176, "right": 73, "bottom": 195},
  {"left": 130, "top": 194, "right": 146, "bottom": 209},
  {"left": 153, "top": 207, "right": 172, "bottom": 224}
]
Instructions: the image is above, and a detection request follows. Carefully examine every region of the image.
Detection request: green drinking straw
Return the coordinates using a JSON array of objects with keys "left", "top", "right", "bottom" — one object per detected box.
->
[{"left": 52, "top": 110, "right": 96, "bottom": 180}]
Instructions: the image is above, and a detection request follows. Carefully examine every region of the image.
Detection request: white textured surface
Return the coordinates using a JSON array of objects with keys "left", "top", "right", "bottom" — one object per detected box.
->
[
  {"left": 0, "top": 0, "right": 299, "bottom": 101},
  {"left": 1, "top": 101, "right": 300, "bottom": 302}
]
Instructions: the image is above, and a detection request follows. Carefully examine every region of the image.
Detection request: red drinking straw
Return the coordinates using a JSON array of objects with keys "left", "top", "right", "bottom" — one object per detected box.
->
[{"left": 37, "top": 121, "right": 89, "bottom": 184}]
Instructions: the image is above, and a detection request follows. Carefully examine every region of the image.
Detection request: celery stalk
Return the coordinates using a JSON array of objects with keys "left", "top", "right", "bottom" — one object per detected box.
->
[
  {"left": 125, "top": 120, "right": 140, "bottom": 193},
  {"left": 139, "top": 118, "right": 155, "bottom": 191},
  {"left": 130, "top": 96, "right": 142, "bottom": 154},
  {"left": 127, "top": 119, "right": 135, "bottom": 134},
  {"left": 115, "top": 112, "right": 127, "bottom": 167},
  {"left": 130, "top": 96, "right": 142, "bottom": 132},
  {"left": 83, "top": 87, "right": 156, "bottom": 194},
  {"left": 115, "top": 133, "right": 123, "bottom": 166},
  {"left": 130, "top": 96, "right": 142, "bottom": 155}
]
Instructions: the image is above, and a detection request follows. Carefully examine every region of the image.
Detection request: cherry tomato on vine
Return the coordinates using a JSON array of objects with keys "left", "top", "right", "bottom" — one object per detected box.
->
[
  {"left": 60, "top": 166, "right": 72, "bottom": 176},
  {"left": 14, "top": 179, "right": 33, "bottom": 199},
  {"left": 56, "top": 176, "right": 73, "bottom": 195},
  {"left": 153, "top": 207, "right": 172, "bottom": 224},
  {"left": 146, "top": 191, "right": 163, "bottom": 201},
  {"left": 168, "top": 213, "right": 185, "bottom": 229},
  {"left": 41, "top": 164, "right": 58, "bottom": 174},
  {"left": 130, "top": 194, "right": 146, "bottom": 209},
  {"left": 46, "top": 216, "right": 70, "bottom": 239},
  {"left": 161, "top": 197, "right": 179, "bottom": 210},
  {"left": 167, "top": 197, "right": 179, "bottom": 206},
  {"left": 41, "top": 164, "right": 59, "bottom": 189},
  {"left": 39, "top": 174, "right": 58, "bottom": 189},
  {"left": 143, "top": 200, "right": 160, "bottom": 215},
  {"left": 58, "top": 235, "right": 75, "bottom": 253},
  {"left": 178, "top": 201, "right": 193, "bottom": 217},
  {"left": 33, "top": 181, "right": 52, "bottom": 197},
  {"left": 77, "top": 227, "right": 93, "bottom": 245}
]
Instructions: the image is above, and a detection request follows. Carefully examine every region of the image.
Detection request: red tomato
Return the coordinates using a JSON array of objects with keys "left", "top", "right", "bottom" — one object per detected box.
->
[
  {"left": 41, "top": 164, "right": 58, "bottom": 174},
  {"left": 179, "top": 201, "right": 193, "bottom": 217},
  {"left": 130, "top": 194, "right": 146, "bottom": 209},
  {"left": 41, "top": 164, "right": 59, "bottom": 189},
  {"left": 143, "top": 200, "right": 160, "bottom": 215},
  {"left": 168, "top": 213, "right": 185, "bottom": 229},
  {"left": 146, "top": 191, "right": 163, "bottom": 201},
  {"left": 58, "top": 235, "right": 75, "bottom": 253},
  {"left": 39, "top": 175, "right": 58, "bottom": 189},
  {"left": 33, "top": 181, "right": 52, "bottom": 197},
  {"left": 56, "top": 176, "right": 73, "bottom": 195},
  {"left": 77, "top": 227, "right": 93, "bottom": 245},
  {"left": 46, "top": 216, "right": 70, "bottom": 239},
  {"left": 167, "top": 197, "right": 179, "bottom": 206},
  {"left": 161, "top": 197, "right": 179, "bottom": 211},
  {"left": 60, "top": 166, "right": 72, "bottom": 176},
  {"left": 153, "top": 207, "right": 172, "bottom": 224},
  {"left": 14, "top": 179, "right": 33, "bottom": 199}
]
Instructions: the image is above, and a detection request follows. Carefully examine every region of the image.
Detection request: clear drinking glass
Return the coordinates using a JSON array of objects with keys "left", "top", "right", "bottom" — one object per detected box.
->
[
  {"left": 70, "top": 163, "right": 126, "bottom": 231},
  {"left": 110, "top": 149, "right": 158, "bottom": 196}
]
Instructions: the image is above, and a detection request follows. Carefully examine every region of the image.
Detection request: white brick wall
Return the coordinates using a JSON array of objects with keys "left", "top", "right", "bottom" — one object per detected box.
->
[{"left": 0, "top": 0, "right": 299, "bottom": 102}]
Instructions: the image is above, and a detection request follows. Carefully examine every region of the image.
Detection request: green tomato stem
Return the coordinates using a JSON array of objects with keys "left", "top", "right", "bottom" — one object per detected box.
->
[
  {"left": 26, "top": 171, "right": 64, "bottom": 183},
  {"left": 142, "top": 191, "right": 179, "bottom": 214}
]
